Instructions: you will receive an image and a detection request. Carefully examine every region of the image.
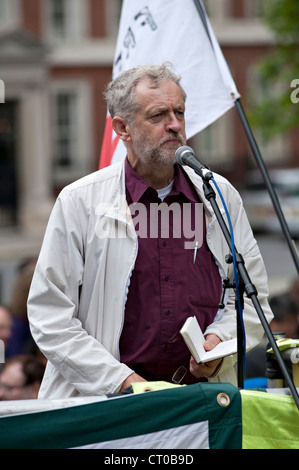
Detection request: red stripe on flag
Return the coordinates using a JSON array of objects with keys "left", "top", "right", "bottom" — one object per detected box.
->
[{"left": 99, "top": 115, "right": 120, "bottom": 169}]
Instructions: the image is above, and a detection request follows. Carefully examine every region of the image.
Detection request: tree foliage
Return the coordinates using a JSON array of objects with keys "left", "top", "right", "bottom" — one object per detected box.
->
[{"left": 249, "top": 0, "right": 299, "bottom": 139}]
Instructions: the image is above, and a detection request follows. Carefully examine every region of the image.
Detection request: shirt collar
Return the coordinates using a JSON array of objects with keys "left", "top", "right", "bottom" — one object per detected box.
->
[
  {"left": 172, "top": 163, "right": 199, "bottom": 203},
  {"left": 125, "top": 157, "right": 151, "bottom": 204},
  {"left": 125, "top": 157, "right": 199, "bottom": 204}
]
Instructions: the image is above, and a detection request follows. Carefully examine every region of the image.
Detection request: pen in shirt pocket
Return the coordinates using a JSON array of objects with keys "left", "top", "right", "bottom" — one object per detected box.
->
[{"left": 193, "top": 241, "right": 198, "bottom": 264}]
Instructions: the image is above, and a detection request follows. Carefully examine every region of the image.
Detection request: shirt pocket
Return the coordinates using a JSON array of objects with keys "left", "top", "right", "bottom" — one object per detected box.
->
[{"left": 188, "top": 248, "right": 221, "bottom": 308}]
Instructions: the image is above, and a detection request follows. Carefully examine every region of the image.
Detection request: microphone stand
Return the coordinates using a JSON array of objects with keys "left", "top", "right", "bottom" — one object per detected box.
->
[{"left": 199, "top": 170, "right": 299, "bottom": 409}]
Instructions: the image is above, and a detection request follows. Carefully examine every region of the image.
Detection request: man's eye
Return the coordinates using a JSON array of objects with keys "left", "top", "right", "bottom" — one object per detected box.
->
[{"left": 150, "top": 113, "right": 163, "bottom": 121}]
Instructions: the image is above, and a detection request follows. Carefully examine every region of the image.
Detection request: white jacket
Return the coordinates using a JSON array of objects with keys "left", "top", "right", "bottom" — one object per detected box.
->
[{"left": 27, "top": 160, "right": 273, "bottom": 398}]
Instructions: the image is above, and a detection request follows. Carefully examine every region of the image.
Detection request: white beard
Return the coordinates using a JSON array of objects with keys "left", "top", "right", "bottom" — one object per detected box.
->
[{"left": 131, "top": 132, "right": 186, "bottom": 169}]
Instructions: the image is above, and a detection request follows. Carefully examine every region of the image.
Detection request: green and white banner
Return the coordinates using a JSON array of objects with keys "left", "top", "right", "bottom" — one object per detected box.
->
[
  {"left": 0, "top": 382, "right": 241, "bottom": 450},
  {"left": 1, "top": 382, "right": 298, "bottom": 450}
]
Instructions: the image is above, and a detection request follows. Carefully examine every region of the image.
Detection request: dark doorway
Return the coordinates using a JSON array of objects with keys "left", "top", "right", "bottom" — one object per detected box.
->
[{"left": 0, "top": 100, "right": 18, "bottom": 227}]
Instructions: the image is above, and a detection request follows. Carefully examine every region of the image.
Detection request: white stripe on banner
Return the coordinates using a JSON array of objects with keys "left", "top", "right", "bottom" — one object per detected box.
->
[{"left": 71, "top": 420, "right": 209, "bottom": 449}]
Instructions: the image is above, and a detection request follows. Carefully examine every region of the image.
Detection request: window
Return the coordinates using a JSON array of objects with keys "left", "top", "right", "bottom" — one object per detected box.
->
[
  {"left": 248, "top": 66, "right": 289, "bottom": 164},
  {"left": 44, "top": 0, "right": 87, "bottom": 43},
  {"left": 105, "top": 0, "right": 123, "bottom": 39},
  {"left": 244, "top": 0, "right": 264, "bottom": 19},
  {"left": 0, "top": 101, "right": 18, "bottom": 227},
  {"left": 0, "top": 0, "right": 20, "bottom": 31},
  {"left": 50, "top": 80, "right": 93, "bottom": 183},
  {"left": 190, "top": 111, "right": 234, "bottom": 168},
  {"left": 53, "top": 92, "right": 76, "bottom": 167},
  {"left": 49, "top": 0, "right": 67, "bottom": 39},
  {"left": 202, "top": 0, "right": 230, "bottom": 20}
]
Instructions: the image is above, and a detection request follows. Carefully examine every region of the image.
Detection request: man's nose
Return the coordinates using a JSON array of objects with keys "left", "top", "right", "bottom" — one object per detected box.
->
[{"left": 165, "top": 112, "right": 183, "bottom": 133}]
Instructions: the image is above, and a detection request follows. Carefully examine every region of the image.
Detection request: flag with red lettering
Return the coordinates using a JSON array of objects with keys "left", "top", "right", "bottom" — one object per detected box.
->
[{"left": 99, "top": 0, "right": 239, "bottom": 169}]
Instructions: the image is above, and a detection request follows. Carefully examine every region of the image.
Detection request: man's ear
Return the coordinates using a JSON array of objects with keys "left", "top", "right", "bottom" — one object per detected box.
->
[{"left": 112, "top": 116, "right": 132, "bottom": 142}]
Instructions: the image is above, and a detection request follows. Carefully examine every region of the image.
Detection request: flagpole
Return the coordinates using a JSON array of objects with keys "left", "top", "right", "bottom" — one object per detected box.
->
[
  {"left": 193, "top": 0, "right": 211, "bottom": 42},
  {"left": 234, "top": 99, "right": 299, "bottom": 274},
  {"left": 193, "top": 0, "right": 299, "bottom": 275}
]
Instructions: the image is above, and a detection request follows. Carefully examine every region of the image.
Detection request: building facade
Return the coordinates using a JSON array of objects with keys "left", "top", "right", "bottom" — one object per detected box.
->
[{"left": 0, "top": 0, "right": 298, "bottom": 301}]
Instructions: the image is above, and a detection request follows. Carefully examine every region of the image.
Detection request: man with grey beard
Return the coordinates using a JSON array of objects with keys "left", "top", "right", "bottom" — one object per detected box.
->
[{"left": 27, "top": 63, "right": 273, "bottom": 399}]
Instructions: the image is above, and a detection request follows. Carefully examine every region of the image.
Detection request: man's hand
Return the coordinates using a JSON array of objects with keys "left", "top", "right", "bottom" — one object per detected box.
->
[
  {"left": 120, "top": 372, "right": 147, "bottom": 391},
  {"left": 189, "top": 334, "right": 223, "bottom": 378}
]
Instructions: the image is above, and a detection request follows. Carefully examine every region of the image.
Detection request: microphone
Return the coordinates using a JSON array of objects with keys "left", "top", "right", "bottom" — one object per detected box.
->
[{"left": 175, "top": 146, "right": 213, "bottom": 180}]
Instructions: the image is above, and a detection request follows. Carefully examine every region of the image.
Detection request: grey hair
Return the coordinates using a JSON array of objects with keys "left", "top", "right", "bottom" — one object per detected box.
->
[{"left": 103, "top": 63, "right": 186, "bottom": 123}]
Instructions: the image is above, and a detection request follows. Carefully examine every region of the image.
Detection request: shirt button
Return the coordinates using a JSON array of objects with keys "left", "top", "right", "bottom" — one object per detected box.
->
[
  {"left": 164, "top": 275, "right": 170, "bottom": 281},
  {"left": 162, "top": 241, "right": 167, "bottom": 247},
  {"left": 165, "top": 310, "right": 171, "bottom": 316}
]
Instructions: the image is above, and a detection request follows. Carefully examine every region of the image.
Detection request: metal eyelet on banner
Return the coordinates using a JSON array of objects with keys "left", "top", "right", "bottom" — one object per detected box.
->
[{"left": 217, "top": 392, "right": 230, "bottom": 407}]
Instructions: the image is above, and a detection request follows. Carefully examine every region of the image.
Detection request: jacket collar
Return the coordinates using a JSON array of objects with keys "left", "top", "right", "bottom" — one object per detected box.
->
[{"left": 99, "top": 158, "right": 217, "bottom": 225}]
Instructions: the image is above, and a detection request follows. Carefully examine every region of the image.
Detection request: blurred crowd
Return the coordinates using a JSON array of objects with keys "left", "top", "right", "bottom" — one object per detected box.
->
[
  {"left": 0, "top": 258, "right": 46, "bottom": 401},
  {"left": 0, "top": 257, "right": 298, "bottom": 400},
  {"left": 245, "top": 278, "right": 299, "bottom": 384}
]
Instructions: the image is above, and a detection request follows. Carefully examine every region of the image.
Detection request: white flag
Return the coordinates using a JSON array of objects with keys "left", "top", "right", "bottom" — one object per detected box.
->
[{"left": 99, "top": 0, "right": 240, "bottom": 168}]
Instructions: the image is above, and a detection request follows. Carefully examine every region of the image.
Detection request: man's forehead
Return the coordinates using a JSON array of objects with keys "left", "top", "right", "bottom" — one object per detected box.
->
[{"left": 135, "top": 78, "right": 185, "bottom": 107}]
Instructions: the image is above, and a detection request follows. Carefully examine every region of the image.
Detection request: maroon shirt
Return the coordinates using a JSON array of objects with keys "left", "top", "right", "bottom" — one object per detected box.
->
[{"left": 119, "top": 158, "right": 221, "bottom": 384}]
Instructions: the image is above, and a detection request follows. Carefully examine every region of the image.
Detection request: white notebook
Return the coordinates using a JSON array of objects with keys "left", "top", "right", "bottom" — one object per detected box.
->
[{"left": 180, "top": 316, "right": 237, "bottom": 363}]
